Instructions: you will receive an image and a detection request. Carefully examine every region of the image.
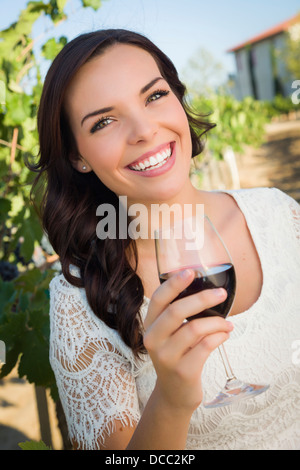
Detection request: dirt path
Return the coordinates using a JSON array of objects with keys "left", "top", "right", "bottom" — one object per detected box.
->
[
  {"left": 1, "top": 119, "right": 299, "bottom": 451},
  {"left": 237, "top": 119, "right": 300, "bottom": 203},
  {"left": 0, "top": 368, "right": 62, "bottom": 450}
]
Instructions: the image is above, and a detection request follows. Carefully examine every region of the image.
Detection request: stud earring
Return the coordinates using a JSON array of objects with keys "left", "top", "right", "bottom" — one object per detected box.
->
[{"left": 82, "top": 165, "right": 87, "bottom": 171}]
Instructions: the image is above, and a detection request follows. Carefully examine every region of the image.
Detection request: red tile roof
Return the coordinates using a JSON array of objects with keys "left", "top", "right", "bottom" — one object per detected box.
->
[{"left": 227, "top": 13, "right": 300, "bottom": 52}]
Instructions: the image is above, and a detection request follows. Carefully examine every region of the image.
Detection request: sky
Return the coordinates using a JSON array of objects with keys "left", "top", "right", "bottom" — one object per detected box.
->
[{"left": 0, "top": 0, "right": 299, "bottom": 82}]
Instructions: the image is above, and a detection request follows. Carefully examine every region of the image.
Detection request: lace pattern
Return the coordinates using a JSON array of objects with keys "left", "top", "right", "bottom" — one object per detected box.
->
[
  {"left": 49, "top": 188, "right": 300, "bottom": 449},
  {"left": 49, "top": 277, "right": 142, "bottom": 449}
]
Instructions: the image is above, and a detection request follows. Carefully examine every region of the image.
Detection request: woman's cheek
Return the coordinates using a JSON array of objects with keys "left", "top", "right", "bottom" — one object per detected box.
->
[
  {"left": 79, "top": 136, "right": 118, "bottom": 171},
  {"left": 163, "top": 100, "right": 190, "bottom": 136}
]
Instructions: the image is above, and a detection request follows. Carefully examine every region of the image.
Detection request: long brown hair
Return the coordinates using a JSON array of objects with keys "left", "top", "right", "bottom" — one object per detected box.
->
[{"left": 31, "top": 29, "right": 215, "bottom": 356}]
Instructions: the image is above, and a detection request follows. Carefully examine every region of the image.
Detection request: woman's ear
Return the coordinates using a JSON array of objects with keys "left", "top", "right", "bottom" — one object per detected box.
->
[{"left": 69, "top": 154, "right": 92, "bottom": 173}]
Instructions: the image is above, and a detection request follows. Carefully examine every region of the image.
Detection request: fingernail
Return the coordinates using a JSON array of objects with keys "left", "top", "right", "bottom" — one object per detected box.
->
[
  {"left": 180, "top": 269, "right": 192, "bottom": 279},
  {"left": 215, "top": 288, "right": 226, "bottom": 297},
  {"left": 226, "top": 321, "right": 234, "bottom": 330}
]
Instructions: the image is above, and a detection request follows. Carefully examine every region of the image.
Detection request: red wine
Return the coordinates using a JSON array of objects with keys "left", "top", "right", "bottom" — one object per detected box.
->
[{"left": 160, "top": 263, "right": 236, "bottom": 321}]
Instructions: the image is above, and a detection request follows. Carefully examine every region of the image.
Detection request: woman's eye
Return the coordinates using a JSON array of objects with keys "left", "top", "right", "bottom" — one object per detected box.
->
[
  {"left": 90, "top": 117, "right": 114, "bottom": 134},
  {"left": 146, "top": 89, "right": 170, "bottom": 104}
]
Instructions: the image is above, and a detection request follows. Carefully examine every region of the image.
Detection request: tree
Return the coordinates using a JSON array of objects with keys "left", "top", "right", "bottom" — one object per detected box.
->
[
  {"left": 192, "top": 92, "right": 268, "bottom": 161},
  {"left": 181, "top": 47, "right": 226, "bottom": 97},
  {"left": 284, "top": 13, "right": 300, "bottom": 79}
]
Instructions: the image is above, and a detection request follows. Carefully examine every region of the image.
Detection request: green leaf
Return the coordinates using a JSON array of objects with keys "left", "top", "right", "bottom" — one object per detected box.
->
[
  {"left": 10, "top": 198, "right": 25, "bottom": 221},
  {"left": 42, "top": 36, "right": 67, "bottom": 61},
  {"left": 57, "top": 0, "right": 68, "bottom": 12},
  {"left": 0, "top": 280, "right": 16, "bottom": 320},
  {"left": 14, "top": 268, "right": 45, "bottom": 293},
  {"left": 3, "top": 92, "right": 32, "bottom": 126},
  {"left": 0, "top": 345, "right": 20, "bottom": 378},
  {"left": 18, "top": 440, "right": 51, "bottom": 450},
  {"left": 14, "top": 208, "right": 43, "bottom": 262},
  {"left": 18, "top": 316, "right": 54, "bottom": 387},
  {"left": 0, "top": 301, "right": 26, "bottom": 379},
  {"left": 19, "top": 117, "right": 38, "bottom": 152},
  {"left": 82, "top": 0, "right": 102, "bottom": 11},
  {"left": 0, "top": 197, "right": 11, "bottom": 223}
]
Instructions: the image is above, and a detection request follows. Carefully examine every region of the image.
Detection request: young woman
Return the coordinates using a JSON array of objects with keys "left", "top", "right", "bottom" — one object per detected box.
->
[{"left": 32, "top": 29, "right": 300, "bottom": 450}]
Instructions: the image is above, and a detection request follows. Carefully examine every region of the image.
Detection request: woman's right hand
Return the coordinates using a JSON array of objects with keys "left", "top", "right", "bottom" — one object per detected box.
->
[{"left": 143, "top": 268, "right": 234, "bottom": 414}]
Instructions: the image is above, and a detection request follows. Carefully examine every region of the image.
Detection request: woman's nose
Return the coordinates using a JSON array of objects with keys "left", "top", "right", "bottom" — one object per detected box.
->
[{"left": 127, "top": 111, "right": 158, "bottom": 145}]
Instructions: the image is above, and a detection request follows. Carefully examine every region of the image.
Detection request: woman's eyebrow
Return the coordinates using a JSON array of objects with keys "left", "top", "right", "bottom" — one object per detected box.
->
[
  {"left": 140, "top": 76, "right": 164, "bottom": 95},
  {"left": 80, "top": 76, "right": 165, "bottom": 127},
  {"left": 81, "top": 106, "right": 114, "bottom": 127}
]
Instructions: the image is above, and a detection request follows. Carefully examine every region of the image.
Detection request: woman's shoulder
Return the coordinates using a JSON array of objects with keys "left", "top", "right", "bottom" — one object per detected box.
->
[
  {"left": 222, "top": 186, "right": 299, "bottom": 218},
  {"left": 49, "top": 268, "right": 82, "bottom": 296},
  {"left": 227, "top": 186, "right": 298, "bottom": 204},
  {"left": 49, "top": 269, "right": 87, "bottom": 318},
  {"left": 226, "top": 186, "right": 284, "bottom": 201},
  {"left": 49, "top": 270, "right": 94, "bottom": 329},
  {"left": 208, "top": 187, "right": 282, "bottom": 227},
  {"left": 225, "top": 187, "right": 300, "bottom": 244}
]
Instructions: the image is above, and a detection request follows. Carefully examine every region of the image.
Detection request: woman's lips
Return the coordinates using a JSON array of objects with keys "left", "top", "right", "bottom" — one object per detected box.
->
[{"left": 126, "top": 142, "right": 176, "bottom": 177}]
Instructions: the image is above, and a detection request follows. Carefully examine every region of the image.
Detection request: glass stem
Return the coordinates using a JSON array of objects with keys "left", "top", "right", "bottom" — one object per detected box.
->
[{"left": 218, "top": 344, "right": 236, "bottom": 381}]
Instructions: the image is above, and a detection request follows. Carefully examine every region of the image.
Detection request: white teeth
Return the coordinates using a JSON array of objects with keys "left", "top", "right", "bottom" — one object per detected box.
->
[
  {"left": 149, "top": 156, "right": 157, "bottom": 166},
  {"left": 129, "top": 146, "right": 172, "bottom": 171}
]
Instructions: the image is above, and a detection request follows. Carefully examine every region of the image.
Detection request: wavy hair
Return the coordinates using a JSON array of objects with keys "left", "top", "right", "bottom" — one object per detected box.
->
[{"left": 31, "top": 29, "right": 215, "bottom": 356}]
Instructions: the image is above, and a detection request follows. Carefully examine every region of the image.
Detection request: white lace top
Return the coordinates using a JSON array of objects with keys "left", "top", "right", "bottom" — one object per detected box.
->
[{"left": 49, "top": 187, "right": 300, "bottom": 450}]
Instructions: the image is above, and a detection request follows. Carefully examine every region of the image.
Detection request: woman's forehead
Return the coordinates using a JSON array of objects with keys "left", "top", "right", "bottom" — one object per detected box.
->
[
  {"left": 64, "top": 44, "right": 163, "bottom": 117},
  {"left": 71, "top": 44, "right": 160, "bottom": 92}
]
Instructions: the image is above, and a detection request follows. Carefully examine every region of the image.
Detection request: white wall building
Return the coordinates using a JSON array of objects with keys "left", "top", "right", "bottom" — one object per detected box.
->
[{"left": 227, "top": 14, "right": 299, "bottom": 101}]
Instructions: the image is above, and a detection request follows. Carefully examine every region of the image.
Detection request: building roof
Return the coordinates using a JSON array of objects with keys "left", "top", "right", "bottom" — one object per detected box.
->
[{"left": 227, "top": 13, "right": 300, "bottom": 52}]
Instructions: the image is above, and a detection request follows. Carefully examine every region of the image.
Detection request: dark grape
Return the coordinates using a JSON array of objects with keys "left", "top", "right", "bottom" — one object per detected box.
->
[{"left": 0, "top": 261, "right": 19, "bottom": 281}]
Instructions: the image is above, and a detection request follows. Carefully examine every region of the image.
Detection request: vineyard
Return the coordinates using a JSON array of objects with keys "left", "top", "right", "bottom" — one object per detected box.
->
[{"left": 0, "top": 0, "right": 299, "bottom": 450}]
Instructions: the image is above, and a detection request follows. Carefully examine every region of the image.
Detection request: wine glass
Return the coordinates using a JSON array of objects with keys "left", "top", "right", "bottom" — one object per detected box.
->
[{"left": 154, "top": 214, "right": 269, "bottom": 408}]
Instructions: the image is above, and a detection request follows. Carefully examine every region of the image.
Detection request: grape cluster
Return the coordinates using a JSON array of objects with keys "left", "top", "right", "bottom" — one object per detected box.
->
[{"left": 0, "top": 261, "right": 19, "bottom": 281}]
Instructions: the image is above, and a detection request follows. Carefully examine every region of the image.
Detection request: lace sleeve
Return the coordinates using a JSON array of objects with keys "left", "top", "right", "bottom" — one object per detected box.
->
[{"left": 49, "top": 275, "right": 141, "bottom": 450}]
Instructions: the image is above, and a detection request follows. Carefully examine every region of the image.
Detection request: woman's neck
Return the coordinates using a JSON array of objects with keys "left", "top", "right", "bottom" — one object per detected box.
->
[{"left": 128, "top": 182, "right": 210, "bottom": 253}]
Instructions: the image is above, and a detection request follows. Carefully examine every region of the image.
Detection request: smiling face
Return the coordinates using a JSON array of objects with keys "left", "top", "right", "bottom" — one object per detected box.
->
[{"left": 64, "top": 43, "right": 193, "bottom": 206}]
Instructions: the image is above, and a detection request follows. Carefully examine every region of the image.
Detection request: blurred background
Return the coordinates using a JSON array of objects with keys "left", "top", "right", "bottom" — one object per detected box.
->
[{"left": 0, "top": 0, "right": 299, "bottom": 450}]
